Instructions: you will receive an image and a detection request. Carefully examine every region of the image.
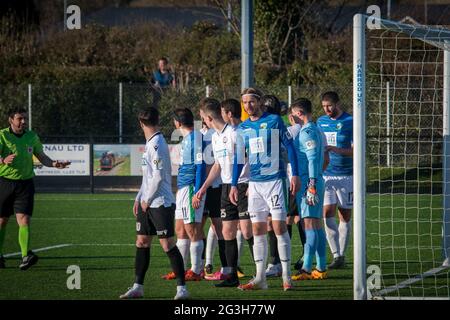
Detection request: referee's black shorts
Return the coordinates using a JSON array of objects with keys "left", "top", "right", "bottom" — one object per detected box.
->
[
  {"left": 0, "top": 177, "right": 35, "bottom": 218},
  {"left": 136, "top": 204, "right": 175, "bottom": 239}
]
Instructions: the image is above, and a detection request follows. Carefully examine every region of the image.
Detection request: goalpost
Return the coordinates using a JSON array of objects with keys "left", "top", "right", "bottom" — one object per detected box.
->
[{"left": 353, "top": 14, "right": 450, "bottom": 300}]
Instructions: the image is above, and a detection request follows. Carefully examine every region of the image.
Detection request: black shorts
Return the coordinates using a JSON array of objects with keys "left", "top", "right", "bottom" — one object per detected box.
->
[
  {"left": 136, "top": 204, "right": 175, "bottom": 238},
  {"left": 203, "top": 186, "right": 222, "bottom": 219},
  {"left": 0, "top": 177, "right": 35, "bottom": 218},
  {"left": 287, "top": 193, "right": 299, "bottom": 217},
  {"left": 220, "top": 183, "right": 250, "bottom": 221}
]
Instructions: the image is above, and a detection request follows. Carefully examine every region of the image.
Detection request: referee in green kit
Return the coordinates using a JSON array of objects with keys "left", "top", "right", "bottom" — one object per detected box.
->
[{"left": 0, "top": 108, "right": 70, "bottom": 270}]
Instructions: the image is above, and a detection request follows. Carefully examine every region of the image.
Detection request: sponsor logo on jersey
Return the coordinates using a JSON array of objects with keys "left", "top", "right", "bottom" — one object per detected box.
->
[
  {"left": 306, "top": 140, "right": 316, "bottom": 150},
  {"left": 217, "top": 149, "right": 227, "bottom": 158},
  {"left": 285, "top": 131, "right": 292, "bottom": 140},
  {"left": 220, "top": 209, "right": 227, "bottom": 218}
]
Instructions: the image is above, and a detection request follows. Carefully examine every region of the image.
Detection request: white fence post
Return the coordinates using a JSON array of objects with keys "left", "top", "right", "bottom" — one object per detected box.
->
[
  {"left": 28, "top": 84, "right": 32, "bottom": 130},
  {"left": 288, "top": 85, "right": 292, "bottom": 107},
  {"left": 119, "top": 82, "right": 123, "bottom": 144}
]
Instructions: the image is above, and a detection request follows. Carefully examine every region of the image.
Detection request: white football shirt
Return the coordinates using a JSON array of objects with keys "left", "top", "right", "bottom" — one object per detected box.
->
[
  {"left": 136, "top": 132, "right": 175, "bottom": 208},
  {"left": 211, "top": 123, "right": 249, "bottom": 184}
]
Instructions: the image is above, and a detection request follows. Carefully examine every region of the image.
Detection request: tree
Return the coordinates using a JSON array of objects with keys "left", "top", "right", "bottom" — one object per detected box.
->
[{"left": 213, "top": 0, "right": 326, "bottom": 68}]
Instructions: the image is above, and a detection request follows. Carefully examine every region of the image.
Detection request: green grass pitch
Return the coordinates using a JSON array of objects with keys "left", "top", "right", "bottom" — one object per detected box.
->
[{"left": 0, "top": 193, "right": 447, "bottom": 300}]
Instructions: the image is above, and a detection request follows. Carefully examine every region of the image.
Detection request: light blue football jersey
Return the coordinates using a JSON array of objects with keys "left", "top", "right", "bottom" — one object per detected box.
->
[
  {"left": 297, "top": 121, "right": 325, "bottom": 183},
  {"left": 177, "top": 130, "right": 205, "bottom": 189},
  {"left": 236, "top": 112, "right": 296, "bottom": 182},
  {"left": 317, "top": 112, "right": 353, "bottom": 176}
]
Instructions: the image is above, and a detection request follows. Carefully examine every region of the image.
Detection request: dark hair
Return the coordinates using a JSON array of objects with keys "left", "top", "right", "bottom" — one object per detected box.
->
[
  {"left": 321, "top": 91, "right": 340, "bottom": 104},
  {"left": 291, "top": 98, "right": 312, "bottom": 114},
  {"left": 221, "top": 99, "right": 241, "bottom": 119},
  {"left": 261, "top": 95, "right": 281, "bottom": 115},
  {"left": 138, "top": 108, "right": 159, "bottom": 127},
  {"left": 199, "top": 98, "right": 222, "bottom": 120},
  {"left": 8, "top": 108, "right": 27, "bottom": 119},
  {"left": 159, "top": 57, "right": 169, "bottom": 64},
  {"left": 173, "top": 107, "right": 194, "bottom": 127}
]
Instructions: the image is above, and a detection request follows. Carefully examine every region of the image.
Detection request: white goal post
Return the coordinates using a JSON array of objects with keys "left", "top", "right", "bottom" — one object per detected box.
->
[{"left": 353, "top": 13, "right": 450, "bottom": 300}]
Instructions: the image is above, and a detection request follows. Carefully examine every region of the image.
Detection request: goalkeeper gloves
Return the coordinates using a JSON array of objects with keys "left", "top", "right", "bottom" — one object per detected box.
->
[{"left": 306, "top": 178, "right": 319, "bottom": 206}]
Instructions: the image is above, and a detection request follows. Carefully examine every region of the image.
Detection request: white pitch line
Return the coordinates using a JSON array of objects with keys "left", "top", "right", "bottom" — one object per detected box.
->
[
  {"left": 75, "top": 244, "right": 135, "bottom": 246},
  {"left": 4, "top": 244, "right": 73, "bottom": 258},
  {"left": 374, "top": 265, "right": 450, "bottom": 297},
  {"left": 72, "top": 243, "right": 308, "bottom": 247},
  {"left": 35, "top": 199, "right": 134, "bottom": 201},
  {"left": 33, "top": 218, "right": 134, "bottom": 221}
]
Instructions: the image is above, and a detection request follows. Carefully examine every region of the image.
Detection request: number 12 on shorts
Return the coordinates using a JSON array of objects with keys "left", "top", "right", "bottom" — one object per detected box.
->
[{"left": 271, "top": 195, "right": 281, "bottom": 209}]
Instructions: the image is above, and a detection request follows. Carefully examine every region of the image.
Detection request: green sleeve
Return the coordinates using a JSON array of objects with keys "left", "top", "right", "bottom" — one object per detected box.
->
[{"left": 33, "top": 134, "right": 44, "bottom": 155}]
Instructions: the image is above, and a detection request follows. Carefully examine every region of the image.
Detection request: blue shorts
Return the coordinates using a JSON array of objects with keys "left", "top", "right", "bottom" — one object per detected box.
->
[{"left": 296, "top": 177, "right": 324, "bottom": 219}]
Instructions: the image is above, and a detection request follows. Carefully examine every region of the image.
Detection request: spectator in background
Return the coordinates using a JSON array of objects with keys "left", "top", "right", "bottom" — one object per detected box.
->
[{"left": 150, "top": 57, "right": 176, "bottom": 109}]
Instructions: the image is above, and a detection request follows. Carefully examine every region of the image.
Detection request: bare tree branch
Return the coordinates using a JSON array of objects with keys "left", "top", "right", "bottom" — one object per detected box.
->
[{"left": 211, "top": 0, "right": 241, "bottom": 39}]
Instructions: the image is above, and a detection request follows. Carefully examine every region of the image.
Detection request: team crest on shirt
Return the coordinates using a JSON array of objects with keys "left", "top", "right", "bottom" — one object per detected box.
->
[
  {"left": 153, "top": 145, "right": 159, "bottom": 151},
  {"left": 336, "top": 122, "right": 343, "bottom": 130},
  {"left": 260, "top": 123, "right": 267, "bottom": 129},
  {"left": 305, "top": 140, "right": 316, "bottom": 150},
  {"left": 153, "top": 158, "right": 163, "bottom": 169},
  {"left": 223, "top": 136, "right": 228, "bottom": 143},
  {"left": 27, "top": 146, "right": 33, "bottom": 154}
]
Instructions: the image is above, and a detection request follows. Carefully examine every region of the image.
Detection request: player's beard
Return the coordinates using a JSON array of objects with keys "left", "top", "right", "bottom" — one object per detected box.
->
[
  {"left": 327, "top": 109, "right": 338, "bottom": 118},
  {"left": 246, "top": 105, "right": 261, "bottom": 118}
]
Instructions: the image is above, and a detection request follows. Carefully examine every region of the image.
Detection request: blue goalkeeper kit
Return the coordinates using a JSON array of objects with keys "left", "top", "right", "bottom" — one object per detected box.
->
[
  {"left": 296, "top": 121, "right": 327, "bottom": 272},
  {"left": 296, "top": 121, "right": 325, "bottom": 219}
]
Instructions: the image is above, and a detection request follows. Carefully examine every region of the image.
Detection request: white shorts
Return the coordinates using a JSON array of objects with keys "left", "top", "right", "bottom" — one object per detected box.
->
[
  {"left": 248, "top": 179, "right": 288, "bottom": 223},
  {"left": 323, "top": 175, "right": 353, "bottom": 209},
  {"left": 175, "top": 185, "right": 206, "bottom": 224}
]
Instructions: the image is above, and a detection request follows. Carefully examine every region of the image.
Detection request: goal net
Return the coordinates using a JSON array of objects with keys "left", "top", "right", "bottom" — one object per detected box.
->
[{"left": 353, "top": 14, "right": 450, "bottom": 300}]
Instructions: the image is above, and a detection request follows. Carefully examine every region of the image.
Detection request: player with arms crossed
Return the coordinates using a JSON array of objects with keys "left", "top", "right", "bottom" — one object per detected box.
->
[
  {"left": 317, "top": 91, "right": 353, "bottom": 269},
  {"left": 290, "top": 98, "right": 328, "bottom": 281},
  {"left": 231, "top": 88, "right": 300, "bottom": 291},
  {"left": 120, "top": 108, "right": 188, "bottom": 300},
  {"left": 0, "top": 108, "right": 70, "bottom": 270}
]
